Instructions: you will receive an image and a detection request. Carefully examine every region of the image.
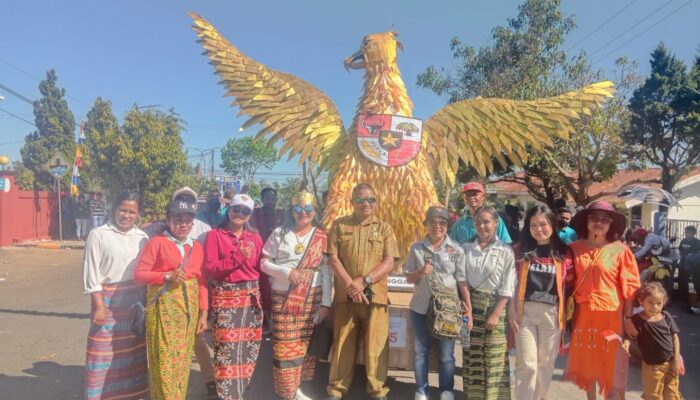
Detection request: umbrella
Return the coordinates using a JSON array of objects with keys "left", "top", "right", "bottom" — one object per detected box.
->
[{"left": 617, "top": 184, "right": 680, "bottom": 207}]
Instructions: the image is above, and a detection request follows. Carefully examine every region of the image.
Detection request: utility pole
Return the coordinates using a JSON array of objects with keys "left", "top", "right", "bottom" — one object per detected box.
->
[{"left": 210, "top": 148, "right": 215, "bottom": 178}]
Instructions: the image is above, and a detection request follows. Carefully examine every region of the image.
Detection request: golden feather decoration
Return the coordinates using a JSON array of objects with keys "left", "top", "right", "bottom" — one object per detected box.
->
[{"left": 189, "top": 13, "right": 615, "bottom": 269}]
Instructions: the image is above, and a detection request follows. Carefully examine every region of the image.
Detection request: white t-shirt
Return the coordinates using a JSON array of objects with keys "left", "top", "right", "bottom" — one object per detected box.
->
[
  {"left": 82, "top": 222, "right": 149, "bottom": 293},
  {"left": 262, "top": 226, "right": 332, "bottom": 307}
]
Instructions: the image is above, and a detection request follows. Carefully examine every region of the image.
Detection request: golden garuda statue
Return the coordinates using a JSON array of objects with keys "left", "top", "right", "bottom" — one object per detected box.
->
[{"left": 190, "top": 13, "right": 614, "bottom": 260}]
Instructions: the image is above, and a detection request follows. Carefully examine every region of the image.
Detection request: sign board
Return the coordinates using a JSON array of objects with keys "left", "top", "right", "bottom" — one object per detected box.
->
[
  {"left": 44, "top": 153, "right": 69, "bottom": 179},
  {"left": 0, "top": 177, "right": 10, "bottom": 193},
  {"left": 389, "top": 316, "right": 407, "bottom": 348},
  {"left": 387, "top": 275, "right": 414, "bottom": 292}
]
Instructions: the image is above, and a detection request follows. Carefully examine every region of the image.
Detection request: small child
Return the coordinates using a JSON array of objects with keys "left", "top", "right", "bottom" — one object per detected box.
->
[{"left": 623, "top": 282, "right": 684, "bottom": 400}]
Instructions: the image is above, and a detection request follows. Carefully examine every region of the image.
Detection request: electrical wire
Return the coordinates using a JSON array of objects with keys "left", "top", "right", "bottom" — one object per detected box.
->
[{"left": 567, "top": 0, "right": 638, "bottom": 51}]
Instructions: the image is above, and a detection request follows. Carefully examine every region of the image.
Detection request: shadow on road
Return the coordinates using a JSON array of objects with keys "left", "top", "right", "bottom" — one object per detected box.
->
[
  {"left": 0, "top": 361, "right": 83, "bottom": 400},
  {"left": 0, "top": 308, "right": 90, "bottom": 319}
]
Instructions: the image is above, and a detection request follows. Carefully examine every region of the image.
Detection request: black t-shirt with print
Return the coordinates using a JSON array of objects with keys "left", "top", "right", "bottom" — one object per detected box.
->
[
  {"left": 524, "top": 245, "right": 558, "bottom": 305},
  {"left": 632, "top": 311, "right": 679, "bottom": 365},
  {"left": 679, "top": 237, "right": 700, "bottom": 258}
]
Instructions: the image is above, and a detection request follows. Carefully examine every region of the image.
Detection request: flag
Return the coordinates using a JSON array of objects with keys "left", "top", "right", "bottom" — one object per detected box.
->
[{"left": 70, "top": 122, "right": 85, "bottom": 197}]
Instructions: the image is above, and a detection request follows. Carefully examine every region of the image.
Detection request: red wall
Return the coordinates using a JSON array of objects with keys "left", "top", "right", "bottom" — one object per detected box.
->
[{"left": 0, "top": 173, "right": 54, "bottom": 247}]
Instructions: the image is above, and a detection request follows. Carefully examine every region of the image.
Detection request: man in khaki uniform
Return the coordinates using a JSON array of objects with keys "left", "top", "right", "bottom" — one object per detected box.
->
[{"left": 325, "top": 183, "right": 399, "bottom": 400}]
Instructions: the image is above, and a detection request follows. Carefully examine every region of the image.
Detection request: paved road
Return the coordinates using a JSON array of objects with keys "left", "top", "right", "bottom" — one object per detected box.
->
[{"left": 1, "top": 247, "right": 698, "bottom": 399}]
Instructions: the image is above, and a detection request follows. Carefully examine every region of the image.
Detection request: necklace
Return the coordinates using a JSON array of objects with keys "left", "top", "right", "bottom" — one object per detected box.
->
[{"left": 293, "top": 226, "right": 314, "bottom": 255}]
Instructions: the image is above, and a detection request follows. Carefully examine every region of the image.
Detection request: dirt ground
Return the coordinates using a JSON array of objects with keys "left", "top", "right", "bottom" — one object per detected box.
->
[{"left": 7, "top": 247, "right": 696, "bottom": 399}]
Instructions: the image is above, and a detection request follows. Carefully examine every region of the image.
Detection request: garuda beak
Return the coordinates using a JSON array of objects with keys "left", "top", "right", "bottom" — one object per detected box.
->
[{"left": 344, "top": 49, "right": 365, "bottom": 71}]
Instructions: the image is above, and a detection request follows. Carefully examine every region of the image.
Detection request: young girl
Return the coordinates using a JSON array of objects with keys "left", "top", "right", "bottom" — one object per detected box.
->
[
  {"left": 508, "top": 205, "right": 574, "bottom": 400},
  {"left": 624, "top": 282, "right": 684, "bottom": 400}
]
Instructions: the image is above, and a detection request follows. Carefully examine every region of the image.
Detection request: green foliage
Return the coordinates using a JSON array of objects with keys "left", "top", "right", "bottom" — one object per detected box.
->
[
  {"left": 625, "top": 44, "right": 700, "bottom": 191},
  {"left": 220, "top": 136, "right": 279, "bottom": 185},
  {"left": 417, "top": 0, "right": 635, "bottom": 206},
  {"left": 84, "top": 101, "right": 190, "bottom": 220},
  {"left": 19, "top": 70, "right": 76, "bottom": 190}
]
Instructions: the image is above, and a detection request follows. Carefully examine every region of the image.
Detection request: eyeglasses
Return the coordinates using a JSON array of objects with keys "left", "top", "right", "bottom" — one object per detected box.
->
[
  {"left": 353, "top": 197, "right": 377, "bottom": 204},
  {"left": 293, "top": 204, "right": 315, "bottom": 214},
  {"left": 229, "top": 205, "right": 252, "bottom": 216},
  {"left": 588, "top": 214, "right": 612, "bottom": 224},
  {"left": 427, "top": 219, "right": 448, "bottom": 227}
]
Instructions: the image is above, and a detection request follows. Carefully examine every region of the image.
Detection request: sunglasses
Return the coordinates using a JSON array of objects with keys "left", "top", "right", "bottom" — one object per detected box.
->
[
  {"left": 353, "top": 197, "right": 377, "bottom": 205},
  {"left": 588, "top": 214, "right": 612, "bottom": 224},
  {"left": 427, "top": 219, "right": 449, "bottom": 227},
  {"left": 229, "top": 205, "right": 252, "bottom": 216},
  {"left": 293, "top": 204, "right": 315, "bottom": 214}
]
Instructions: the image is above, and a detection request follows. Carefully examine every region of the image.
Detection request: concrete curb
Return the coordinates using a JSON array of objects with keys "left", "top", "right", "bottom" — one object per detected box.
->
[{"left": 12, "top": 240, "right": 85, "bottom": 250}]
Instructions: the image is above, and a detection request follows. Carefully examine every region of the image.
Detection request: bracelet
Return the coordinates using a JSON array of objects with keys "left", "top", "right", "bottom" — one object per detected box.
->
[{"left": 164, "top": 272, "right": 172, "bottom": 282}]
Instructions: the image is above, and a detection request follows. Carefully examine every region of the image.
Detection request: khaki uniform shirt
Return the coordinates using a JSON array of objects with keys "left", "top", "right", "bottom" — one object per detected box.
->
[{"left": 327, "top": 214, "right": 399, "bottom": 305}]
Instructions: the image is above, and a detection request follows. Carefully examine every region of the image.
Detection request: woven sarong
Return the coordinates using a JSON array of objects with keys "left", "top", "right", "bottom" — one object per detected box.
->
[
  {"left": 272, "top": 287, "right": 321, "bottom": 398},
  {"left": 463, "top": 287, "right": 511, "bottom": 400},
  {"left": 145, "top": 278, "right": 199, "bottom": 400},
  {"left": 565, "top": 304, "right": 628, "bottom": 398},
  {"left": 211, "top": 280, "right": 263, "bottom": 400},
  {"left": 85, "top": 281, "right": 148, "bottom": 400}
]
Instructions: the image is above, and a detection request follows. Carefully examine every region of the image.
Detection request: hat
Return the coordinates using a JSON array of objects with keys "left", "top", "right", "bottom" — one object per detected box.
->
[
  {"left": 230, "top": 194, "right": 254, "bottom": 211},
  {"left": 570, "top": 200, "right": 627, "bottom": 238},
  {"left": 631, "top": 228, "right": 649, "bottom": 241},
  {"left": 168, "top": 199, "right": 197, "bottom": 216},
  {"left": 423, "top": 206, "right": 450, "bottom": 225},
  {"left": 461, "top": 182, "right": 484, "bottom": 194},
  {"left": 291, "top": 191, "right": 316, "bottom": 206},
  {"left": 171, "top": 186, "right": 198, "bottom": 201}
]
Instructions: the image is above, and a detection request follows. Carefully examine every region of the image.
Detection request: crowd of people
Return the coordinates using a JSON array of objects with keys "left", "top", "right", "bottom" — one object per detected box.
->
[{"left": 81, "top": 181, "right": 695, "bottom": 400}]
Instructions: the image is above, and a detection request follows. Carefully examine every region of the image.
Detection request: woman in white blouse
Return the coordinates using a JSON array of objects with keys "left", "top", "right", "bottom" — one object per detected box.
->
[
  {"left": 83, "top": 192, "right": 149, "bottom": 400},
  {"left": 262, "top": 191, "right": 332, "bottom": 400},
  {"left": 460, "top": 205, "right": 516, "bottom": 400}
]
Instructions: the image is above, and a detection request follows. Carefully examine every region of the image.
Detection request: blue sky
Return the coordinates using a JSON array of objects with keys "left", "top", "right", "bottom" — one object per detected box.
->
[{"left": 1, "top": 0, "right": 699, "bottom": 184}]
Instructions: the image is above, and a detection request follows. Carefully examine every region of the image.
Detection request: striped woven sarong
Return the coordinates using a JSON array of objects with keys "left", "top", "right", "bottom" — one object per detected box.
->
[
  {"left": 271, "top": 287, "right": 321, "bottom": 398},
  {"left": 211, "top": 280, "right": 263, "bottom": 400},
  {"left": 85, "top": 281, "right": 148, "bottom": 400},
  {"left": 463, "top": 287, "right": 511, "bottom": 400},
  {"left": 145, "top": 278, "right": 199, "bottom": 400},
  {"left": 565, "top": 304, "right": 628, "bottom": 398}
]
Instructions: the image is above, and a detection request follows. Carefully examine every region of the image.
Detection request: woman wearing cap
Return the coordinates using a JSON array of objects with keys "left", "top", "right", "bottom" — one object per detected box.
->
[
  {"left": 204, "top": 194, "right": 264, "bottom": 400},
  {"left": 563, "top": 201, "right": 640, "bottom": 400},
  {"left": 134, "top": 197, "right": 209, "bottom": 399},
  {"left": 404, "top": 206, "right": 472, "bottom": 400},
  {"left": 261, "top": 191, "right": 332, "bottom": 400},
  {"left": 508, "top": 205, "right": 574, "bottom": 400},
  {"left": 83, "top": 192, "right": 149, "bottom": 400},
  {"left": 461, "top": 205, "right": 516, "bottom": 400}
]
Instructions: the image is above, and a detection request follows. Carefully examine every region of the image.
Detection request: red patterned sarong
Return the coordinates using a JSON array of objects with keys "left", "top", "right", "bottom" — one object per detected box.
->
[
  {"left": 272, "top": 288, "right": 322, "bottom": 398},
  {"left": 211, "top": 280, "right": 263, "bottom": 400}
]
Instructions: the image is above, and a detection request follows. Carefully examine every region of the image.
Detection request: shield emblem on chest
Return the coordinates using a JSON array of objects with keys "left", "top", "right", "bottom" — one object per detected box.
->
[{"left": 356, "top": 114, "right": 423, "bottom": 167}]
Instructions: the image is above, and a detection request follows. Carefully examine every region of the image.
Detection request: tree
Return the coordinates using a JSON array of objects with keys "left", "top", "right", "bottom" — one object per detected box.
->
[
  {"left": 19, "top": 70, "right": 76, "bottom": 190},
  {"left": 220, "top": 136, "right": 278, "bottom": 185},
  {"left": 625, "top": 44, "right": 700, "bottom": 192},
  {"left": 417, "top": 0, "right": 634, "bottom": 206},
  {"left": 84, "top": 101, "right": 191, "bottom": 220}
]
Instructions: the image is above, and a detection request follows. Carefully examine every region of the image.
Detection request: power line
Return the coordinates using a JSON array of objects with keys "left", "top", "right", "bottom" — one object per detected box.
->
[
  {"left": 0, "top": 140, "right": 26, "bottom": 145},
  {"left": 0, "top": 106, "right": 35, "bottom": 126},
  {"left": 592, "top": 0, "right": 694, "bottom": 65},
  {"left": 567, "top": 0, "right": 638, "bottom": 51},
  {"left": 587, "top": 0, "right": 673, "bottom": 59},
  {"left": 0, "top": 83, "right": 34, "bottom": 105},
  {"left": 0, "top": 57, "right": 89, "bottom": 106}
]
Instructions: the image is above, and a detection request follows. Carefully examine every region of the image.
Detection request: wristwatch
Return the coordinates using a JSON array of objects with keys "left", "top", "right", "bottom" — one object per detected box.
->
[{"left": 363, "top": 274, "right": 373, "bottom": 286}]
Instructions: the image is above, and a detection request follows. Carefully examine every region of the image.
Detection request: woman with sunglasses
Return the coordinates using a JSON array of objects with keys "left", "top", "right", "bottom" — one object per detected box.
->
[
  {"left": 203, "top": 194, "right": 264, "bottom": 400},
  {"left": 404, "top": 206, "right": 471, "bottom": 400},
  {"left": 564, "top": 201, "right": 640, "bottom": 400},
  {"left": 508, "top": 205, "right": 574, "bottom": 400},
  {"left": 261, "top": 191, "right": 332, "bottom": 400}
]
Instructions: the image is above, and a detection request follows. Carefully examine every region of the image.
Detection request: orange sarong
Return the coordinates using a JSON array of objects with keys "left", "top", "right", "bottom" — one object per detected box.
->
[{"left": 565, "top": 304, "right": 628, "bottom": 398}]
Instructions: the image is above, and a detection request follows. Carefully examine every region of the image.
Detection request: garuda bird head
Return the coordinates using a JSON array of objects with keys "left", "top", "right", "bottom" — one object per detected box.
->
[{"left": 344, "top": 31, "right": 403, "bottom": 70}]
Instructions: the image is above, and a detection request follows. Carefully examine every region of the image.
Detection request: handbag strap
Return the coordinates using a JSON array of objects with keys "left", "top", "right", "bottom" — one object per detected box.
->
[
  {"left": 570, "top": 247, "right": 603, "bottom": 299},
  {"left": 147, "top": 244, "right": 195, "bottom": 307},
  {"left": 469, "top": 243, "right": 503, "bottom": 291}
]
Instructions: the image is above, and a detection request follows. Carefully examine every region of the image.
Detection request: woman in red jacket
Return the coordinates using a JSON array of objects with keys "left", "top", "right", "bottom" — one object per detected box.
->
[
  {"left": 134, "top": 198, "right": 208, "bottom": 400},
  {"left": 204, "top": 194, "right": 264, "bottom": 400}
]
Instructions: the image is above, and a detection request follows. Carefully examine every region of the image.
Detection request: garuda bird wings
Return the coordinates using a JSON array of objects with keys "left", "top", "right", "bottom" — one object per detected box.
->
[
  {"left": 424, "top": 81, "right": 615, "bottom": 186},
  {"left": 189, "top": 12, "right": 344, "bottom": 166}
]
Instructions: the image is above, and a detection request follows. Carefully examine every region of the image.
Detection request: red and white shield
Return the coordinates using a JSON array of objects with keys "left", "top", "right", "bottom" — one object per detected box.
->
[{"left": 356, "top": 114, "right": 423, "bottom": 167}]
